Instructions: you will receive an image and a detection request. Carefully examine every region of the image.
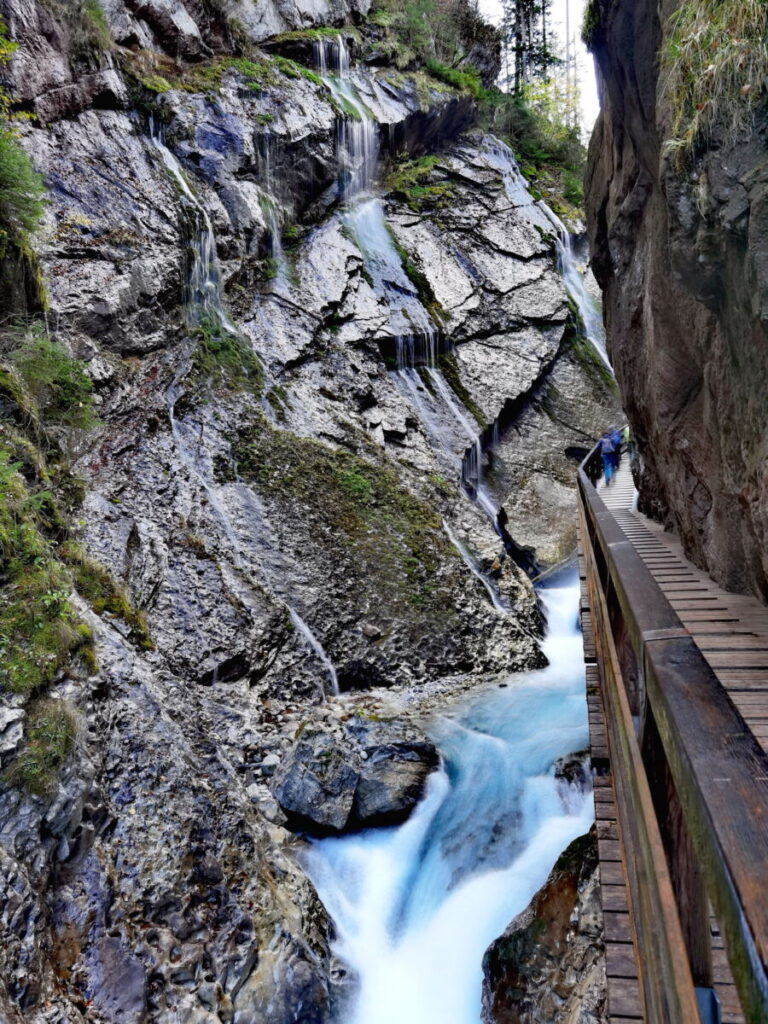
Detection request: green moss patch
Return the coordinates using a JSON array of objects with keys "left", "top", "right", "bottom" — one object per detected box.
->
[
  {"left": 189, "top": 317, "right": 263, "bottom": 397},
  {"left": 231, "top": 419, "right": 460, "bottom": 618},
  {"left": 59, "top": 541, "right": 153, "bottom": 649},
  {"left": 424, "top": 58, "right": 482, "bottom": 98},
  {"left": 270, "top": 26, "right": 361, "bottom": 44},
  {"left": 0, "top": 323, "right": 149, "bottom": 701},
  {"left": 386, "top": 154, "right": 455, "bottom": 212},
  {"left": 438, "top": 352, "right": 486, "bottom": 428},
  {"left": 4, "top": 699, "right": 76, "bottom": 796}
]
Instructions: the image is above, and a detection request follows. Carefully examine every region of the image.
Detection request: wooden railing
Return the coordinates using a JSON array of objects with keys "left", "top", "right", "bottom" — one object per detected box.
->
[{"left": 577, "top": 442, "right": 768, "bottom": 1024}]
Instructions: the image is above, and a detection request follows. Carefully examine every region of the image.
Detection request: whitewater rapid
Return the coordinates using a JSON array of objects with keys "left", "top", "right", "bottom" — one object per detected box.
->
[{"left": 305, "top": 576, "right": 592, "bottom": 1024}]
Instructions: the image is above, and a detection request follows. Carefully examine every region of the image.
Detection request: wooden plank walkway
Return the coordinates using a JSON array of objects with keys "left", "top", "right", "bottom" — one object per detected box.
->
[
  {"left": 602, "top": 464, "right": 768, "bottom": 760},
  {"left": 582, "top": 461, "right": 768, "bottom": 1023},
  {"left": 580, "top": 541, "right": 645, "bottom": 1022}
]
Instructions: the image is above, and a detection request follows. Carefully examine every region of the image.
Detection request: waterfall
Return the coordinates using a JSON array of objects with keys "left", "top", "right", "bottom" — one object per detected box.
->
[
  {"left": 315, "top": 36, "right": 379, "bottom": 198},
  {"left": 442, "top": 520, "right": 509, "bottom": 613},
  {"left": 256, "top": 132, "right": 289, "bottom": 290},
  {"left": 289, "top": 607, "right": 340, "bottom": 696},
  {"left": 343, "top": 193, "right": 507, "bottom": 581},
  {"left": 148, "top": 118, "right": 236, "bottom": 333},
  {"left": 478, "top": 137, "right": 611, "bottom": 372},
  {"left": 149, "top": 122, "right": 338, "bottom": 697},
  {"left": 305, "top": 576, "right": 592, "bottom": 1024}
]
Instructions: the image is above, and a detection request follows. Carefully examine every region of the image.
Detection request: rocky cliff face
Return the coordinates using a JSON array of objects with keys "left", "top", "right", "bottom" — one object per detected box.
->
[
  {"left": 586, "top": 0, "right": 768, "bottom": 599},
  {"left": 0, "top": 1, "right": 614, "bottom": 1020},
  {"left": 481, "top": 827, "right": 606, "bottom": 1024}
]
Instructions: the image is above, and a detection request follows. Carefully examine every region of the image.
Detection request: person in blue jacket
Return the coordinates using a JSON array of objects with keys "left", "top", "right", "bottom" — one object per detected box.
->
[{"left": 600, "top": 432, "right": 617, "bottom": 484}]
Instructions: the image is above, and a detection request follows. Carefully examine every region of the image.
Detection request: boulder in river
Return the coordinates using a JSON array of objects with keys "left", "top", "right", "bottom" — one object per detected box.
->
[
  {"left": 271, "top": 716, "right": 439, "bottom": 835},
  {"left": 481, "top": 828, "right": 606, "bottom": 1024}
]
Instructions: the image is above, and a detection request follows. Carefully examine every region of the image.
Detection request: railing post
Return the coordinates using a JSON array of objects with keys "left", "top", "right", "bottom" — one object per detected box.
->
[
  {"left": 577, "top": 444, "right": 768, "bottom": 1024},
  {"left": 642, "top": 708, "right": 713, "bottom": 988}
]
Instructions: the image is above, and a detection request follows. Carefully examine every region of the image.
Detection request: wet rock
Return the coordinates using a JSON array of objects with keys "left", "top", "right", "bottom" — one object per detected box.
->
[
  {"left": 271, "top": 716, "right": 439, "bottom": 834},
  {"left": 481, "top": 829, "right": 606, "bottom": 1024},
  {"left": 586, "top": 0, "right": 768, "bottom": 601},
  {"left": 0, "top": 709, "right": 25, "bottom": 766},
  {"left": 0, "top": 5, "right": 617, "bottom": 1020}
]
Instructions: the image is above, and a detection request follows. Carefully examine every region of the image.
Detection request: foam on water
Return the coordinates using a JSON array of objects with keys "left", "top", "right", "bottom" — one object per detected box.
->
[{"left": 305, "top": 577, "right": 592, "bottom": 1024}]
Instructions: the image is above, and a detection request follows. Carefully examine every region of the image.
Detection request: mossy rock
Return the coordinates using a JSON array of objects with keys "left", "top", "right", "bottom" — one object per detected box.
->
[{"left": 231, "top": 418, "right": 461, "bottom": 623}]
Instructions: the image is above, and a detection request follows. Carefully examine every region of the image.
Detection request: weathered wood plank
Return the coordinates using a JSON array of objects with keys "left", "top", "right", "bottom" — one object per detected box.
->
[
  {"left": 579, "top": 494, "right": 701, "bottom": 1024},
  {"left": 608, "top": 977, "right": 645, "bottom": 1018},
  {"left": 606, "top": 942, "right": 640, "bottom": 978},
  {"left": 579, "top": 462, "right": 768, "bottom": 1024},
  {"left": 602, "top": 884, "right": 629, "bottom": 910}
]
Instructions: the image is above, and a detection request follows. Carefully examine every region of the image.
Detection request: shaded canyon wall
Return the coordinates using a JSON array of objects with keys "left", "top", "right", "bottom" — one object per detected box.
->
[{"left": 586, "top": 0, "right": 768, "bottom": 599}]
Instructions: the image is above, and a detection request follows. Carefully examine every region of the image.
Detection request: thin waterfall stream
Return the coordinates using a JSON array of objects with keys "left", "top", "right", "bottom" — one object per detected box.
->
[
  {"left": 154, "top": 59, "right": 597, "bottom": 1017},
  {"left": 148, "top": 121, "right": 340, "bottom": 697},
  {"left": 305, "top": 576, "right": 592, "bottom": 1024},
  {"left": 272, "top": 84, "right": 598, "bottom": 1020}
]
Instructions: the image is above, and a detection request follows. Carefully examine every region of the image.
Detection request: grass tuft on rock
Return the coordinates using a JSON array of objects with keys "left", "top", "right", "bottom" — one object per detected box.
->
[
  {"left": 660, "top": 0, "right": 768, "bottom": 158},
  {"left": 4, "top": 699, "right": 76, "bottom": 796}
]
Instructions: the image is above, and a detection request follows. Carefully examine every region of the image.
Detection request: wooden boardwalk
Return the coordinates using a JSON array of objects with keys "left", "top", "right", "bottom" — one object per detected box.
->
[
  {"left": 579, "top": 531, "right": 646, "bottom": 1022},
  {"left": 580, "top": 462, "right": 768, "bottom": 1023}
]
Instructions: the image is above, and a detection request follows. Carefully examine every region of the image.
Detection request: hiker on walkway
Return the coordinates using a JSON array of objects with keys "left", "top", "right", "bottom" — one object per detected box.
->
[
  {"left": 610, "top": 426, "right": 623, "bottom": 472},
  {"left": 600, "top": 432, "right": 617, "bottom": 484}
]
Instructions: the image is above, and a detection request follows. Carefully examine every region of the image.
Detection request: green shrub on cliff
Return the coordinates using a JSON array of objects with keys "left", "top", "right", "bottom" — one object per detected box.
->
[
  {"left": 424, "top": 58, "right": 482, "bottom": 98},
  {"left": 581, "top": 0, "right": 603, "bottom": 52},
  {"left": 661, "top": 0, "right": 768, "bottom": 156},
  {"left": 40, "top": 0, "right": 111, "bottom": 59},
  {"left": 9, "top": 331, "right": 97, "bottom": 430},
  {"left": 0, "top": 21, "right": 45, "bottom": 254},
  {"left": 0, "top": 447, "right": 93, "bottom": 697},
  {"left": 0, "top": 132, "right": 45, "bottom": 243},
  {"left": 371, "top": 0, "right": 495, "bottom": 81},
  {"left": 4, "top": 698, "right": 77, "bottom": 795},
  {"left": 482, "top": 91, "right": 586, "bottom": 214}
]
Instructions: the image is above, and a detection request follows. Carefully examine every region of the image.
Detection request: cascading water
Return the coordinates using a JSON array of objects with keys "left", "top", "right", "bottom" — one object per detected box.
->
[
  {"left": 305, "top": 575, "right": 592, "bottom": 1024},
  {"left": 298, "top": 122, "right": 595, "bottom": 1019},
  {"left": 315, "top": 36, "right": 379, "bottom": 198},
  {"left": 555, "top": 233, "right": 610, "bottom": 369},
  {"left": 343, "top": 194, "right": 502, "bottom": 543},
  {"left": 442, "top": 520, "right": 509, "bottom": 613},
  {"left": 148, "top": 123, "right": 339, "bottom": 697},
  {"left": 256, "top": 132, "right": 289, "bottom": 290},
  {"left": 148, "top": 118, "right": 236, "bottom": 333},
  {"left": 479, "top": 137, "right": 611, "bottom": 372}
]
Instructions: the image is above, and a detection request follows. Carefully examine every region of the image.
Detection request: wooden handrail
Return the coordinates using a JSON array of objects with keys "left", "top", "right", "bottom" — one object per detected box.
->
[{"left": 577, "top": 444, "right": 768, "bottom": 1024}]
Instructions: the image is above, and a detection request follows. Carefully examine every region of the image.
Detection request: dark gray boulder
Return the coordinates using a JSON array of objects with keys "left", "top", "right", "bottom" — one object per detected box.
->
[
  {"left": 271, "top": 716, "right": 439, "bottom": 835},
  {"left": 270, "top": 731, "right": 361, "bottom": 834}
]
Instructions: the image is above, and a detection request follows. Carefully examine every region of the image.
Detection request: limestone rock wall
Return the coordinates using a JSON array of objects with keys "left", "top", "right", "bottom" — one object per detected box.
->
[
  {"left": 0, "top": 0, "right": 615, "bottom": 1020},
  {"left": 481, "top": 829, "right": 606, "bottom": 1024},
  {"left": 586, "top": 0, "right": 768, "bottom": 599}
]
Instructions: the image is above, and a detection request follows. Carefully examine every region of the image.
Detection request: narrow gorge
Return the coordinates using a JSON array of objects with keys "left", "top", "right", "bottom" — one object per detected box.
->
[{"left": 0, "top": 2, "right": 619, "bottom": 1023}]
